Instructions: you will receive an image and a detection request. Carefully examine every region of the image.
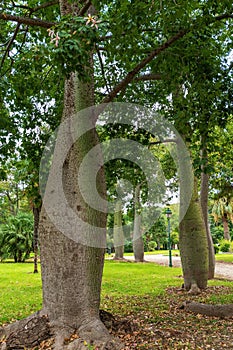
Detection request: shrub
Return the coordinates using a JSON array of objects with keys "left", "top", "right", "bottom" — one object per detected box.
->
[
  {"left": 0, "top": 212, "right": 33, "bottom": 262},
  {"left": 124, "top": 240, "right": 133, "bottom": 253},
  {"left": 213, "top": 244, "right": 219, "bottom": 254},
  {"left": 219, "top": 240, "right": 231, "bottom": 253},
  {"left": 148, "top": 241, "right": 157, "bottom": 251}
]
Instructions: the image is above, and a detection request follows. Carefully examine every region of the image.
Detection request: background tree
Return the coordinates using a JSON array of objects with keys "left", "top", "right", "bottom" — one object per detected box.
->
[{"left": 0, "top": 211, "right": 33, "bottom": 262}]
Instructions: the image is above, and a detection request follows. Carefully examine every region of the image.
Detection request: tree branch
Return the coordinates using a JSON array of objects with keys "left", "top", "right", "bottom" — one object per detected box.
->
[
  {"left": 101, "top": 10, "right": 233, "bottom": 104},
  {"left": 31, "top": 0, "right": 59, "bottom": 13},
  {"left": 78, "top": 0, "right": 92, "bottom": 16},
  {"left": 0, "top": 13, "right": 56, "bottom": 28},
  {"left": 6, "top": 0, "right": 59, "bottom": 13},
  {"left": 149, "top": 139, "right": 177, "bottom": 146},
  {"left": 101, "top": 29, "right": 187, "bottom": 104},
  {"left": 215, "top": 13, "right": 233, "bottom": 21},
  {"left": 96, "top": 45, "right": 111, "bottom": 94},
  {"left": 134, "top": 73, "right": 162, "bottom": 82},
  {"left": 0, "top": 22, "right": 20, "bottom": 72}
]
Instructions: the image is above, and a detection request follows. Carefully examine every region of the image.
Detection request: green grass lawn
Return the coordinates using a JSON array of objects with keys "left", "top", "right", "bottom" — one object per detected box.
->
[
  {"left": 0, "top": 260, "right": 233, "bottom": 349},
  {"left": 215, "top": 253, "right": 233, "bottom": 263},
  {"left": 0, "top": 259, "right": 233, "bottom": 327},
  {"left": 0, "top": 263, "right": 42, "bottom": 325}
]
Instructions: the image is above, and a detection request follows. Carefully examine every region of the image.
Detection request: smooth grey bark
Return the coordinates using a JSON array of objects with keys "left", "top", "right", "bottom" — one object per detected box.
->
[
  {"left": 38, "top": 72, "right": 113, "bottom": 346},
  {"left": 113, "top": 200, "right": 124, "bottom": 260},
  {"left": 200, "top": 171, "right": 215, "bottom": 279},
  {"left": 200, "top": 142, "right": 215, "bottom": 279},
  {"left": 178, "top": 140, "right": 209, "bottom": 292},
  {"left": 133, "top": 184, "right": 144, "bottom": 262},
  {"left": 37, "top": 1, "right": 110, "bottom": 343}
]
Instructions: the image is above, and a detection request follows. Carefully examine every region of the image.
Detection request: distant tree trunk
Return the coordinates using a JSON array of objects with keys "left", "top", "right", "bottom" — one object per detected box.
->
[
  {"left": 222, "top": 214, "right": 231, "bottom": 240},
  {"left": 113, "top": 200, "right": 124, "bottom": 260},
  {"left": 133, "top": 184, "right": 144, "bottom": 262},
  {"left": 178, "top": 140, "right": 208, "bottom": 293},
  {"left": 33, "top": 206, "right": 41, "bottom": 274},
  {"left": 200, "top": 140, "right": 215, "bottom": 279}
]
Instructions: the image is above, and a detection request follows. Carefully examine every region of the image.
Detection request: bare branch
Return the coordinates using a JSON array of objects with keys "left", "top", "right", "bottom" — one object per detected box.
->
[
  {"left": 0, "top": 22, "right": 20, "bottom": 72},
  {"left": 18, "top": 26, "right": 29, "bottom": 56},
  {"left": 0, "top": 13, "right": 56, "bottom": 28},
  {"left": 96, "top": 45, "right": 111, "bottom": 94},
  {"left": 134, "top": 73, "right": 162, "bottom": 82},
  {"left": 215, "top": 12, "right": 233, "bottom": 21}
]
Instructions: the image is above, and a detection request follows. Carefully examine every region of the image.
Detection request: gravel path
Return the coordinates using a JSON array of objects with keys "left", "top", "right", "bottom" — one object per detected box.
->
[{"left": 125, "top": 254, "right": 233, "bottom": 280}]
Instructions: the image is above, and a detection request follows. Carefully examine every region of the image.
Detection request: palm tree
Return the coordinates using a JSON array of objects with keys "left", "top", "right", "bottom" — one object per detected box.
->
[
  {"left": 0, "top": 212, "right": 33, "bottom": 262},
  {"left": 212, "top": 198, "right": 233, "bottom": 241}
]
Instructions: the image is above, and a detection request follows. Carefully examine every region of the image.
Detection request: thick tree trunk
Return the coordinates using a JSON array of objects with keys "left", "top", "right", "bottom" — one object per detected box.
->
[
  {"left": 200, "top": 170, "right": 215, "bottom": 279},
  {"left": 133, "top": 185, "right": 144, "bottom": 262},
  {"left": 36, "top": 1, "right": 117, "bottom": 345},
  {"left": 200, "top": 138, "right": 215, "bottom": 279},
  {"left": 222, "top": 214, "right": 231, "bottom": 240},
  {"left": 38, "top": 70, "right": 115, "bottom": 347},
  {"left": 178, "top": 140, "right": 209, "bottom": 293},
  {"left": 113, "top": 200, "right": 124, "bottom": 260},
  {"left": 33, "top": 206, "right": 41, "bottom": 274},
  {"left": 182, "top": 301, "right": 233, "bottom": 318}
]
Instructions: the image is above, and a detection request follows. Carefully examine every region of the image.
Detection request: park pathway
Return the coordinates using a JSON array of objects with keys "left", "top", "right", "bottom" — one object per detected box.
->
[{"left": 125, "top": 254, "right": 233, "bottom": 280}]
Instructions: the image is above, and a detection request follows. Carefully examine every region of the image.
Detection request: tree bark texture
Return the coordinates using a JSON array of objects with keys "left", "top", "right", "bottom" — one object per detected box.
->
[
  {"left": 33, "top": 205, "right": 41, "bottom": 274},
  {"left": 182, "top": 301, "right": 233, "bottom": 318},
  {"left": 38, "top": 0, "right": 117, "bottom": 346},
  {"left": 2, "top": 314, "right": 50, "bottom": 350},
  {"left": 133, "top": 185, "right": 144, "bottom": 262},
  {"left": 200, "top": 171, "right": 215, "bottom": 279},
  {"left": 113, "top": 200, "right": 124, "bottom": 260},
  {"left": 200, "top": 145, "right": 215, "bottom": 279},
  {"left": 39, "top": 69, "right": 111, "bottom": 343},
  {"left": 178, "top": 140, "right": 209, "bottom": 292}
]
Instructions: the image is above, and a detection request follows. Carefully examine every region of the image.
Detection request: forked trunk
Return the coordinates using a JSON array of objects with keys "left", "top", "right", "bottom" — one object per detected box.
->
[
  {"left": 133, "top": 184, "right": 144, "bottom": 262},
  {"left": 113, "top": 199, "right": 124, "bottom": 259},
  {"left": 178, "top": 141, "right": 208, "bottom": 292}
]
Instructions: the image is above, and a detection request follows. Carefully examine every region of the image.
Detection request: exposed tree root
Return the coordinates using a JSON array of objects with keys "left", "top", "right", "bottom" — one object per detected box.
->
[
  {"left": 181, "top": 301, "right": 233, "bottom": 318},
  {"left": 187, "top": 282, "right": 201, "bottom": 295},
  {"left": 0, "top": 311, "right": 50, "bottom": 350},
  {"left": 0, "top": 310, "right": 124, "bottom": 350}
]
